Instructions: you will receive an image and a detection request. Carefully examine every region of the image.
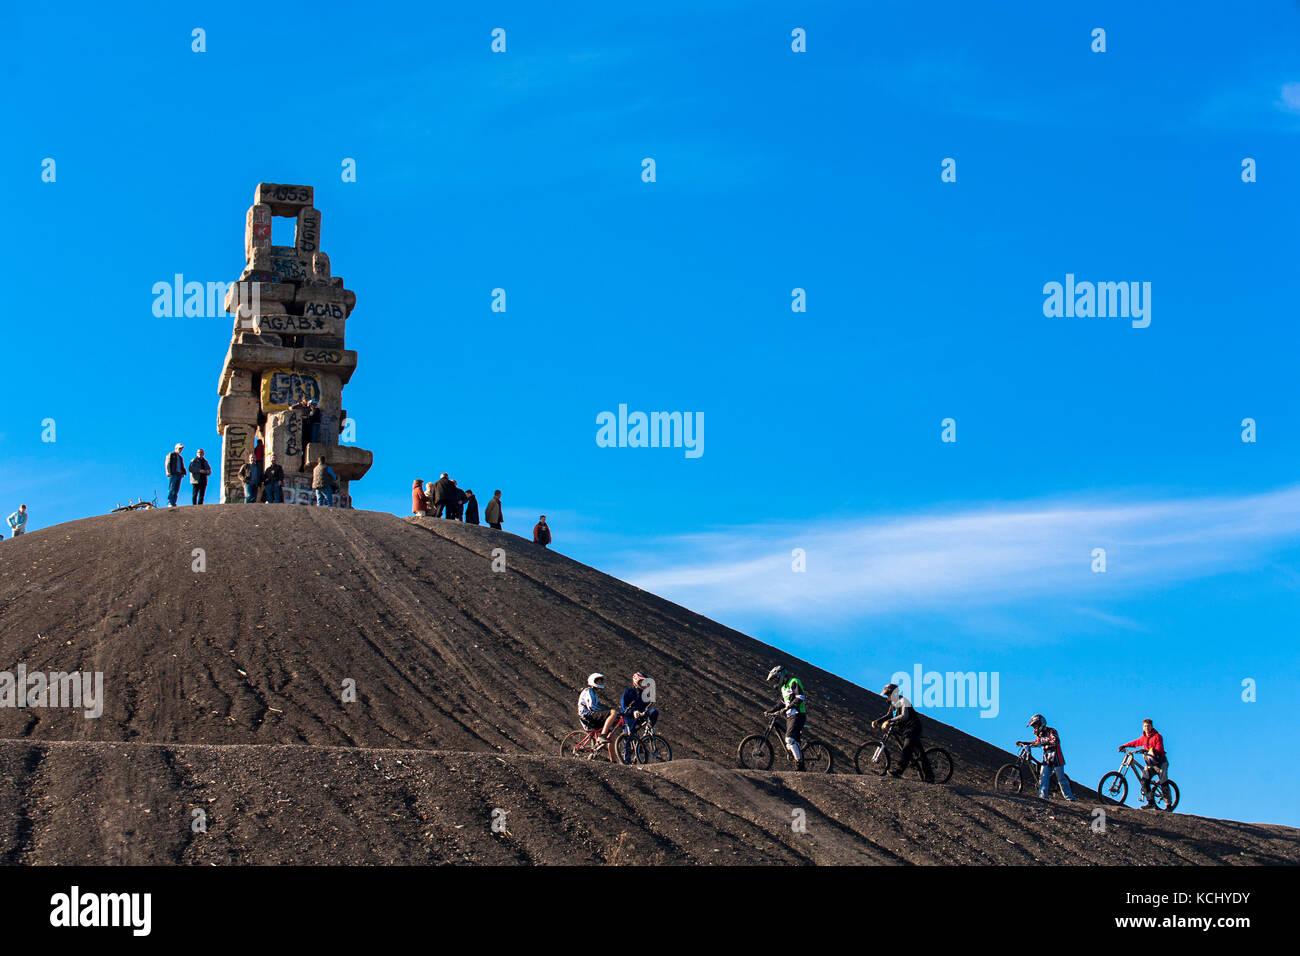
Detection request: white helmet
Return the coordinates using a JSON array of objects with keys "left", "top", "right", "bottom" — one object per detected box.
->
[{"left": 587, "top": 673, "right": 605, "bottom": 689}]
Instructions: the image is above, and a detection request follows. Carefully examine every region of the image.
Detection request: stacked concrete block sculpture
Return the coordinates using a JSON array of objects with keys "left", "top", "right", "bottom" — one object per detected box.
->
[{"left": 215, "top": 183, "right": 372, "bottom": 506}]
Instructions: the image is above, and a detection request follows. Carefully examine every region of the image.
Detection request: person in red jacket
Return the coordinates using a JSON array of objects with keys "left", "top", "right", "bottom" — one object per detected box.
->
[
  {"left": 533, "top": 515, "right": 551, "bottom": 547},
  {"left": 412, "top": 479, "right": 428, "bottom": 516},
  {"left": 1119, "top": 718, "right": 1168, "bottom": 810}
]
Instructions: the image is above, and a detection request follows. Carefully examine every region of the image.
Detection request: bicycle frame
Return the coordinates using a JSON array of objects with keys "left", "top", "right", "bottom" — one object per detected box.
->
[
  {"left": 1118, "top": 748, "right": 1162, "bottom": 785},
  {"left": 572, "top": 717, "right": 625, "bottom": 752},
  {"left": 1016, "top": 744, "right": 1043, "bottom": 775}
]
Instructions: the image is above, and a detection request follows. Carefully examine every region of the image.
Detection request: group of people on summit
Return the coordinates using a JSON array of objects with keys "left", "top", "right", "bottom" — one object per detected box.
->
[
  {"left": 412, "top": 475, "right": 491, "bottom": 525},
  {"left": 164, "top": 441, "right": 339, "bottom": 507},
  {"left": 412, "top": 477, "right": 552, "bottom": 546}
]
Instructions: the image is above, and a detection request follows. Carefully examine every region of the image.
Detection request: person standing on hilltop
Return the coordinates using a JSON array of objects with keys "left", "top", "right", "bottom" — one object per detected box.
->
[
  {"left": 485, "top": 490, "right": 503, "bottom": 530},
  {"left": 238, "top": 454, "right": 260, "bottom": 504},
  {"left": 290, "top": 399, "right": 322, "bottom": 470},
  {"left": 432, "top": 473, "right": 455, "bottom": 518},
  {"left": 448, "top": 480, "right": 466, "bottom": 521},
  {"left": 425, "top": 481, "right": 437, "bottom": 516},
  {"left": 312, "top": 456, "right": 337, "bottom": 507},
  {"left": 412, "top": 479, "right": 428, "bottom": 516},
  {"left": 165, "top": 443, "right": 187, "bottom": 508},
  {"left": 262, "top": 456, "right": 285, "bottom": 503},
  {"left": 533, "top": 515, "right": 551, "bottom": 547},
  {"left": 463, "top": 489, "right": 480, "bottom": 525},
  {"left": 7, "top": 504, "right": 28, "bottom": 538},
  {"left": 188, "top": 448, "right": 212, "bottom": 505},
  {"left": 252, "top": 435, "right": 266, "bottom": 490}
]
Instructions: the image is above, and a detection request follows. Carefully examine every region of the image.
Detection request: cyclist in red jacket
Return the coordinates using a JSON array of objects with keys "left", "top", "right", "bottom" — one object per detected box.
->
[{"left": 1119, "top": 718, "right": 1168, "bottom": 810}]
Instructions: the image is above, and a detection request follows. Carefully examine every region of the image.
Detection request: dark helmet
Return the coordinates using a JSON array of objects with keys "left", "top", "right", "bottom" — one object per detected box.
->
[
  {"left": 1027, "top": 714, "right": 1046, "bottom": 731},
  {"left": 881, "top": 683, "right": 899, "bottom": 697},
  {"left": 766, "top": 665, "right": 787, "bottom": 684}
]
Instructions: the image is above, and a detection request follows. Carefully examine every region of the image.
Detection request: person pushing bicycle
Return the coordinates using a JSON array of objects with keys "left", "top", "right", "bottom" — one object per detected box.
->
[
  {"left": 1019, "top": 713, "right": 1077, "bottom": 802},
  {"left": 1119, "top": 717, "right": 1169, "bottom": 810},
  {"left": 873, "top": 683, "right": 934, "bottom": 782},
  {"left": 765, "top": 664, "right": 807, "bottom": 771}
]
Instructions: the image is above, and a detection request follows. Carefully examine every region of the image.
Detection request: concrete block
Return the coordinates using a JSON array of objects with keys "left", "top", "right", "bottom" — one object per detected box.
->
[
  {"left": 245, "top": 204, "right": 272, "bottom": 259},
  {"left": 221, "top": 424, "right": 255, "bottom": 501},
  {"left": 225, "top": 342, "right": 295, "bottom": 370},
  {"left": 293, "top": 346, "right": 357, "bottom": 383},
  {"left": 294, "top": 284, "right": 355, "bottom": 317},
  {"left": 254, "top": 313, "right": 344, "bottom": 337},
  {"left": 296, "top": 207, "right": 321, "bottom": 254},
  {"left": 254, "top": 183, "right": 314, "bottom": 216},
  {"left": 217, "top": 393, "right": 260, "bottom": 429}
]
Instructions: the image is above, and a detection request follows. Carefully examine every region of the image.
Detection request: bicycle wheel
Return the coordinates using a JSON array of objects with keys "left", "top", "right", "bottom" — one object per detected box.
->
[
  {"left": 1154, "top": 780, "right": 1179, "bottom": 811},
  {"left": 1097, "top": 771, "right": 1128, "bottom": 806},
  {"left": 615, "top": 731, "right": 638, "bottom": 765},
  {"left": 854, "top": 736, "right": 892, "bottom": 775},
  {"left": 738, "top": 734, "right": 775, "bottom": 770},
  {"left": 641, "top": 734, "right": 672, "bottom": 763},
  {"left": 924, "top": 747, "right": 953, "bottom": 784},
  {"left": 801, "top": 741, "right": 833, "bottom": 774},
  {"left": 994, "top": 763, "right": 1024, "bottom": 793},
  {"left": 561, "top": 730, "right": 592, "bottom": 758}
]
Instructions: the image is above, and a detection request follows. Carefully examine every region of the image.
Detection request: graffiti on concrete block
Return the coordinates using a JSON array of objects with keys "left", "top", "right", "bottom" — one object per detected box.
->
[
  {"left": 222, "top": 424, "right": 253, "bottom": 496},
  {"left": 300, "top": 347, "right": 347, "bottom": 365},
  {"left": 270, "top": 255, "right": 310, "bottom": 282},
  {"left": 261, "top": 368, "right": 321, "bottom": 411},
  {"left": 283, "top": 477, "right": 315, "bottom": 505},
  {"left": 256, "top": 314, "right": 330, "bottom": 334},
  {"left": 303, "top": 300, "right": 345, "bottom": 320}
]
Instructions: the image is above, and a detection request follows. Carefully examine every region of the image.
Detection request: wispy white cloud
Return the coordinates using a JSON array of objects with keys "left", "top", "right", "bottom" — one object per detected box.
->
[
  {"left": 616, "top": 487, "right": 1300, "bottom": 622},
  {"left": 1278, "top": 81, "right": 1300, "bottom": 113}
]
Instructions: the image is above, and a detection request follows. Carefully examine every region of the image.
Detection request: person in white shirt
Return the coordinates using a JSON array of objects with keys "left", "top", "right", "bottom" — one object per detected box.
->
[{"left": 578, "top": 673, "right": 618, "bottom": 763}]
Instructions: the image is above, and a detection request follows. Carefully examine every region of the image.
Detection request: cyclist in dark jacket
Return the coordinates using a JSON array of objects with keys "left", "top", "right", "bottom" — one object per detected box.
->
[
  {"left": 1022, "top": 714, "right": 1077, "bottom": 801},
  {"left": 873, "top": 683, "right": 934, "bottom": 782}
]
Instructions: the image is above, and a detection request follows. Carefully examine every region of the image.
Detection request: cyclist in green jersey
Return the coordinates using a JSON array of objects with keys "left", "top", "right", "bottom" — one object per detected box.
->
[{"left": 765, "top": 664, "right": 807, "bottom": 771}]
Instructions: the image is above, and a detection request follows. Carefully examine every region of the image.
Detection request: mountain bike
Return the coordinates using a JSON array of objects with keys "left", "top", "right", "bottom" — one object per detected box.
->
[
  {"left": 737, "top": 712, "right": 833, "bottom": 773},
  {"left": 995, "top": 741, "right": 1070, "bottom": 796},
  {"left": 854, "top": 725, "right": 953, "bottom": 783},
  {"left": 560, "top": 718, "right": 638, "bottom": 765},
  {"left": 1098, "top": 747, "right": 1179, "bottom": 811},
  {"left": 630, "top": 718, "right": 673, "bottom": 764}
]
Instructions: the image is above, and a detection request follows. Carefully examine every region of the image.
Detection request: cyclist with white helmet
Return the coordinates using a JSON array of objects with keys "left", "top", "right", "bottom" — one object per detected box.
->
[
  {"left": 765, "top": 664, "right": 807, "bottom": 771},
  {"left": 578, "top": 673, "right": 618, "bottom": 762}
]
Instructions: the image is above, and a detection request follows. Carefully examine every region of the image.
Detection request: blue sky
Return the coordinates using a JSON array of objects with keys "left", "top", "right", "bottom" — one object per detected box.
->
[{"left": 2, "top": 2, "right": 1299, "bottom": 825}]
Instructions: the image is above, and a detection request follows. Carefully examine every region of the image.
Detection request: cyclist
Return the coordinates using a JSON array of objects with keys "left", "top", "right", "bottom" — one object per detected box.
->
[
  {"left": 613, "top": 672, "right": 659, "bottom": 742},
  {"left": 1020, "top": 714, "right": 1077, "bottom": 802},
  {"left": 765, "top": 664, "right": 806, "bottom": 771},
  {"left": 1119, "top": 717, "right": 1169, "bottom": 810},
  {"left": 578, "top": 673, "right": 618, "bottom": 762},
  {"left": 872, "top": 683, "right": 934, "bottom": 782}
]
